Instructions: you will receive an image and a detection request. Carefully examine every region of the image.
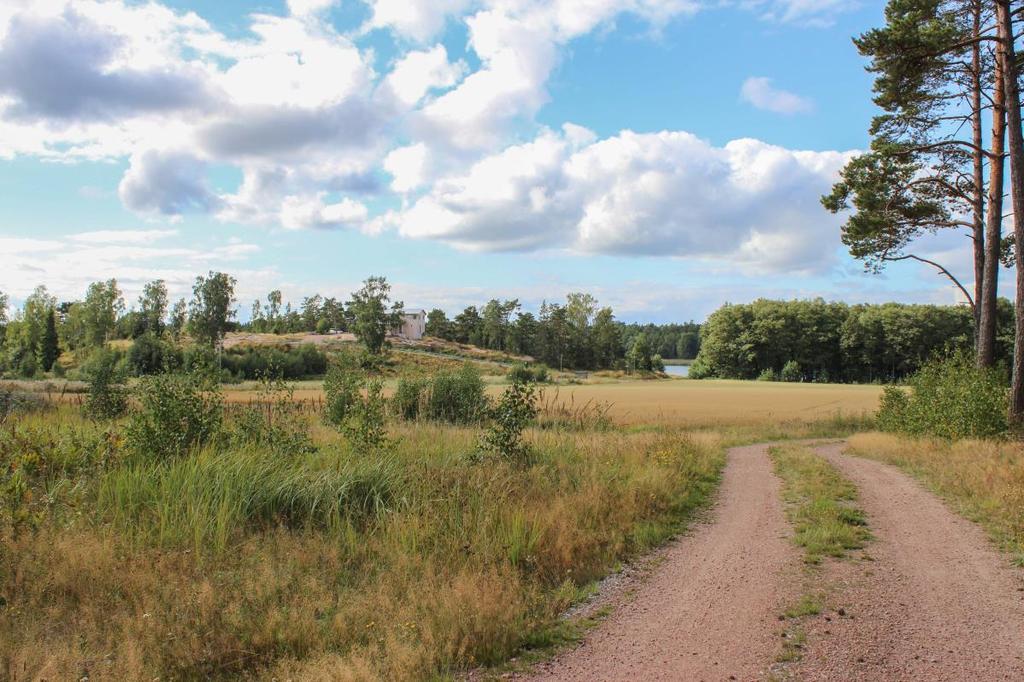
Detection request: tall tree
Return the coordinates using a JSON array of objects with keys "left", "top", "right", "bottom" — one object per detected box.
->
[
  {"left": 138, "top": 279, "right": 169, "bottom": 337},
  {"left": 169, "top": 298, "right": 187, "bottom": 341},
  {"left": 823, "top": 0, "right": 1002, "bottom": 365},
  {"left": 349, "top": 276, "right": 403, "bottom": 355},
  {"left": 425, "top": 308, "right": 451, "bottom": 339},
  {"left": 188, "top": 272, "right": 237, "bottom": 347},
  {"left": 40, "top": 308, "right": 59, "bottom": 372},
  {"left": 993, "top": 0, "right": 1024, "bottom": 422},
  {"left": 81, "top": 279, "right": 124, "bottom": 347}
]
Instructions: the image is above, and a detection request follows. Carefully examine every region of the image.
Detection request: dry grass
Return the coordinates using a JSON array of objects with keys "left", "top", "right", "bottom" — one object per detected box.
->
[
  {"left": 1, "top": 406, "right": 726, "bottom": 681},
  {"left": 847, "top": 432, "right": 1024, "bottom": 564}
]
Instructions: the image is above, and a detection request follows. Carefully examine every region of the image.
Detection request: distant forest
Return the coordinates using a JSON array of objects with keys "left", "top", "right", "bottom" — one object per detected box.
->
[{"left": 690, "top": 299, "right": 1011, "bottom": 384}]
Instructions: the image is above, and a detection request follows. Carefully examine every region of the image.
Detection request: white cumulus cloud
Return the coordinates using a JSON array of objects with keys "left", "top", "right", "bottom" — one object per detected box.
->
[{"left": 740, "top": 77, "right": 813, "bottom": 114}]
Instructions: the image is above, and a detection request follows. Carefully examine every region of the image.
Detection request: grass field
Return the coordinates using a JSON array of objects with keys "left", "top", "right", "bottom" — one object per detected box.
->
[
  {"left": 221, "top": 379, "right": 882, "bottom": 427},
  {"left": 0, "top": 371, "right": 879, "bottom": 680}
]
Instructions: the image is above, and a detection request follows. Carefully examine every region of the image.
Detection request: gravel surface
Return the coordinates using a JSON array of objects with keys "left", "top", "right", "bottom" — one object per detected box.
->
[
  {"left": 792, "top": 442, "right": 1024, "bottom": 681},
  {"left": 527, "top": 443, "right": 800, "bottom": 682}
]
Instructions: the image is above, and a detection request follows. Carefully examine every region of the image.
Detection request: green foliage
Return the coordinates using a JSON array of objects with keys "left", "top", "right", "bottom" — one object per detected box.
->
[
  {"left": 343, "top": 378, "right": 390, "bottom": 454},
  {"left": 425, "top": 308, "right": 450, "bottom": 338},
  {"left": 426, "top": 363, "right": 488, "bottom": 424},
  {"left": 124, "top": 373, "right": 223, "bottom": 460},
  {"left": 40, "top": 309, "right": 59, "bottom": 372},
  {"left": 392, "top": 376, "right": 427, "bottom": 420},
  {"left": 221, "top": 343, "right": 327, "bottom": 380},
  {"left": 323, "top": 356, "right": 361, "bottom": 426},
  {"left": 626, "top": 332, "right": 654, "bottom": 372},
  {"left": 692, "top": 298, "right": 983, "bottom": 383},
  {"left": 138, "top": 279, "right": 169, "bottom": 337},
  {"left": 876, "top": 352, "right": 1009, "bottom": 439},
  {"left": 757, "top": 368, "right": 776, "bottom": 382},
  {"left": 780, "top": 360, "right": 802, "bottom": 383},
  {"left": 349, "top": 275, "right": 403, "bottom": 355},
  {"left": 315, "top": 317, "right": 331, "bottom": 334},
  {"left": 128, "top": 333, "right": 181, "bottom": 376},
  {"left": 227, "top": 375, "right": 315, "bottom": 455},
  {"left": 188, "top": 271, "right": 237, "bottom": 346},
  {"left": 507, "top": 363, "right": 549, "bottom": 384},
  {"left": 81, "top": 347, "right": 128, "bottom": 419},
  {"left": 650, "top": 354, "right": 665, "bottom": 372},
  {"left": 81, "top": 279, "right": 124, "bottom": 347},
  {"left": 481, "top": 380, "right": 538, "bottom": 466}
]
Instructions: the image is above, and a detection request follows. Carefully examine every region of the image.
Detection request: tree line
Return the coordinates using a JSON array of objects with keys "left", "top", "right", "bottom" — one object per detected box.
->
[
  {"left": 0, "top": 274, "right": 697, "bottom": 378},
  {"left": 421, "top": 297, "right": 700, "bottom": 370},
  {"left": 825, "top": 0, "right": 1024, "bottom": 421},
  {"left": 690, "top": 298, "right": 1013, "bottom": 383}
]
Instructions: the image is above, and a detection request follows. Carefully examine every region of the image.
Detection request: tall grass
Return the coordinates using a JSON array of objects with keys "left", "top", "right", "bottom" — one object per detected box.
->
[
  {"left": 98, "top": 446, "right": 398, "bottom": 552},
  {"left": 2, "top": 407, "right": 725, "bottom": 680}
]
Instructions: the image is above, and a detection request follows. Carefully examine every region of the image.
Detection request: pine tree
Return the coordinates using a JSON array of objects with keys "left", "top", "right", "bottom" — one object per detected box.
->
[{"left": 40, "top": 308, "right": 59, "bottom": 372}]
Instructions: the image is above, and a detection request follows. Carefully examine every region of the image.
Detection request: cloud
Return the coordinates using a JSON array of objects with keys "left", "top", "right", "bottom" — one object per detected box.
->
[
  {"left": 280, "top": 194, "right": 369, "bottom": 230},
  {"left": 395, "top": 126, "right": 854, "bottom": 273},
  {"left": 0, "top": 8, "right": 215, "bottom": 123},
  {"left": 69, "top": 229, "right": 179, "bottom": 244},
  {"left": 741, "top": 0, "right": 860, "bottom": 27},
  {"left": 118, "top": 149, "right": 221, "bottom": 217},
  {"left": 381, "top": 45, "right": 465, "bottom": 107},
  {"left": 740, "top": 77, "right": 813, "bottom": 114},
  {"left": 384, "top": 143, "right": 430, "bottom": 192}
]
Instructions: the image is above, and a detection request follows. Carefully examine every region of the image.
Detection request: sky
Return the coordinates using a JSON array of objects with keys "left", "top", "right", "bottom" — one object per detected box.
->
[{"left": 0, "top": 0, "right": 988, "bottom": 322}]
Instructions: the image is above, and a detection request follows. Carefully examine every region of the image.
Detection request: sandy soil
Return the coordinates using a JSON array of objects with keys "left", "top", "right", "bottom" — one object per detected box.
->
[
  {"left": 789, "top": 443, "right": 1024, "bottom": 681},
  {"left": 527, "top": 443, "right": 801, "bottom": 681}
]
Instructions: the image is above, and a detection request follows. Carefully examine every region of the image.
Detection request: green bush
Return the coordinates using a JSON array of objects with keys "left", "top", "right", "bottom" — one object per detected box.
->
[
  {"left": 876, "top": 352, "right": 1009, "bottom": 439},
  {"left": 344, "top": 379, "right": 389, "bottom": 454},
  {"left": 480, "top": 380, "right": 538, "bottom": 466},
  {"left": 651, "top": 354, "right": 665, "bottom": 372},
  {"left": 756, "top": 368, "right": 776, "bottom": 382},
  {"left": 780, "top": 360, "right": 802, "bottom": 383},
  {"left": 82, "top": 347, "right": 128, "bottom": 419},
  {"left": 507, "top": 363, "right": 550, "bottom": 384},
  {"left": 220, "top": 344, "right": 327, "bottom": 380},
  {"left": 124, "top": 373, "right": 223, "bottom": 460},
  {"left": 392, "top": 376, "right": 427, "bottom": 420},
  {"left": 227, "top": 375, "right": 315, "bottom": 455},
  {"left": 128, "top": 333, "right": 182, "bottom": 376},
  {"left": 323, "top": 357, "right": 361, "bottom": 426},
  {"left": 426, "top": 363, "right": 487, "bottom": 424}
]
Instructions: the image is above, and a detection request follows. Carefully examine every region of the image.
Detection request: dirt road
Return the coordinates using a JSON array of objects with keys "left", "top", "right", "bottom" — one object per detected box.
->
[
  {"left": 529, "top": 443, "right": 800, "bottom": 681},
  {"left": 529, "top": 441, "right": 1024, "bottom": 681},
  {"left": 792, "top": 443, "right": 1024, "bottom": 681}
]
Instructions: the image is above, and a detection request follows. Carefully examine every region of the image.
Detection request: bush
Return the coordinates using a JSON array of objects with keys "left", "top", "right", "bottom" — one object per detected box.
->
[
  {"left": 124, "top": 373, "right": 223, "bottom": 460},
  {"left": 220, "top": 344, "right": 327, "bottom": 380},
  {"left": 324, "top": 357, "right": 361, "bottom": 426},
  {"left": 876, "top": 353, "right": 1009, "bottom": 440},
  {"left": 227, "top": 375, "right": 315, "bottom": 455},
  {"left": 426, "top": 363, "right": 487, "bottom": 424},
  {"left": 128, "top": 333, "right": 181, "bottom": 376},
  {"left": 507, "top": 363, "right": 550, "bottom": 384},
  {"left": 480, "top": 380, "right": 538, "bottom": 466},
  {"left": 780, "top": 360, "right": 802, "bottom": 383},
  {"left": 756, "top": 368, "right": 776, "bottom": 382},
  {"left": 82, "top": 347, "right": 128, "bottom": 419},
  {"left": 392, "top": 377, "right": 427, "bottom": 420},
  {"left": 651, "top": 354, "right": 665, "bottom": 372},
  {"left": 344, "top": 378, "right": 389, "bottom": 454}
]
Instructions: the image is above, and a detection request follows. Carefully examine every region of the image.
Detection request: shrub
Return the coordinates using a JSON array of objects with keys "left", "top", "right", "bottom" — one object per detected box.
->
[
  {"left": 780, "top": 360, "right": 802, "bottom": 383},
  {"left": 507, "top": 363, "right": 550, "bottom": 384},
  {"left": 756, "top": 368, "right": 776, "bottom": 382},
  {"left": 324, "top": 356, "right": 361, "bottom": 426},
  {"left": 128, "top": 333, "right": 181, "bottom": 376},
  {"left": 220, "top": 344, "right": 327, "bottom": 380},
  {"left": 81, "top": 347, "right": 128, "bottom": 419},
  {"left": 316, "top": 317, "right": 331, "bottom": 334},
  {"left": 227, "top": 374, "right": 315, "bottom": 455},
  {"left": 876, "top": 352, "right": 1008, "bottom": 439},
  {"left": 651, "top": 354, "right": 665, "bottom": 372},
  {"left": 392, "top": 376, "right": 427, "bottom": 420},
  {"left": 480, "top": 380, "right": 538, "bottom": 466},
  {"left": 426, "top": 363, "right": 487, "bottom": 424},
  {"left": 124, "top": 373, "right": 223, "bottom": 460},
  {"left": 344, "top": 378, "right": 389, "bottom": 454}
]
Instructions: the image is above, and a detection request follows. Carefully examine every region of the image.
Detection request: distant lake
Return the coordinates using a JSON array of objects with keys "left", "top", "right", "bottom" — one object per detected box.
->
[{"left": 664, "top": 364, "right": 690, "bottom": 377}]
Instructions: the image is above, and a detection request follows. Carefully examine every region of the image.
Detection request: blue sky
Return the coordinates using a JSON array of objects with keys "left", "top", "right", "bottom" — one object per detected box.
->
[{"left": 0, "top": 0, "right": 978, "bottom": 322}]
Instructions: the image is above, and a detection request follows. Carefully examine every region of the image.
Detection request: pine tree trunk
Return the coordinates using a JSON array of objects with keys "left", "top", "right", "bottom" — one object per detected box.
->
[
  {"left": 970, "top": 0, "right": 987, "bottom": 364},
  {"left": 980, "top": 27, "right": 1004, "bottom": 369},
  {"left": 995, "top": 0, "right": 1024, "bottom": 424}
]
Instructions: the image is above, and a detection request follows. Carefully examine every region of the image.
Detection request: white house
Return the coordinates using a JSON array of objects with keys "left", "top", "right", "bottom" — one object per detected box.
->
[{"left": 397, "top": 309, "right": 426, "bottom": 340}]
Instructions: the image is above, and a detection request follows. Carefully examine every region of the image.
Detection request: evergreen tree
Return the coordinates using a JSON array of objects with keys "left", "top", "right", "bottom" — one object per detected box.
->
[{"left": 40, "top": 308, "right": 59, "bottom": 372}]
